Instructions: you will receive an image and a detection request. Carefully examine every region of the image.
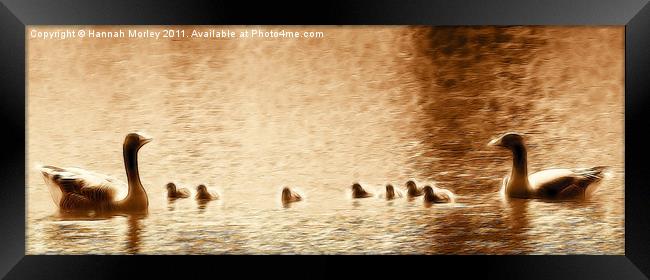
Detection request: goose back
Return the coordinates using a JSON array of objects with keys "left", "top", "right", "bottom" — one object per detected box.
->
[{"left": 41, "top": 165, "right": 123, "bottom": 210}]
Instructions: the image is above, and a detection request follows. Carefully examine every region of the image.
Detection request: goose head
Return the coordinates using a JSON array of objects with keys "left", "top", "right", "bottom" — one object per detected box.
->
[
  {"left": 282, "top": 187, "right": 292, "bottom": 200},
  {"left": 166, "top": 182, "right": 177, "bottom": 193},
  {"left": 423, "top": 185, "right": 435, "bottom": 201},
  {"left": 405, "top": 180, "right": 417, "bottom": 192},
  {"left": 488, "top": 132, "right": 524, "bottom": 150},
  {"left": 196, "top": 184, "right": 208, "bottom": 194},
  {"left": 123, "top": 132, "right": 153, "bottom": 152}
]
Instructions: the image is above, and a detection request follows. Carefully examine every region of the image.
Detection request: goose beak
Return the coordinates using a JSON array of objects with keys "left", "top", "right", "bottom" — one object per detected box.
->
[
  {"left": 488, "top": 137, "right": 501, "bottom": 147},
  {"left": 141, "top": 136, "right": 153, "bottom": 145}
]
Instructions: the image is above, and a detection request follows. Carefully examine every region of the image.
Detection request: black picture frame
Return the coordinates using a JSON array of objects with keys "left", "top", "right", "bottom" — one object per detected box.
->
[{"left": 1, "top": 0, "right": 649, "bottom": 279}]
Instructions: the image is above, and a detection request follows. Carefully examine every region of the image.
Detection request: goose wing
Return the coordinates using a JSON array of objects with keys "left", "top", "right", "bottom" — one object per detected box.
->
[
  {"left": 529, "top": 168, "right": 575, "bottom": 190},
  {"left": 40, "top": 165, "right": 123, "bottom": 207},
  {"left": 529, "top": 167, "right": 607, "bottom": 198},
  {"left": 434, "top": 187, "right": 455, "bottom": 203},
  {"left": 176, "top": 188, "right": 191, "bottom": 198}
]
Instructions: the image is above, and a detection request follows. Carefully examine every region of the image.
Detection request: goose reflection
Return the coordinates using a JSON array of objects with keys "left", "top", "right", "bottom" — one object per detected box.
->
[
  {"left": 126, "top": 214, "right": 146, "bottom": 254},
  {"left": 44, "top": 221, "right": 96, "bottom": 254},
  {"left": 500, "top": 196, "right": 531, "bottom": 253},
  {"left": 45, "top": 212, "right": 147, "bottom": 254}
]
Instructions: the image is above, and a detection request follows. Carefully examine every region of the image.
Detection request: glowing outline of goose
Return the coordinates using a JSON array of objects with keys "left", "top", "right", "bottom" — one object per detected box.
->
[
  {"left": 351, "top": 183, "right": 372, "bottom": 198},
  {"left": 166, "top": 182, "right": 190, "bottom": 199},
  {"left": 381, "top": 184, "right": 402, "bottom": 200},
  {"left": 39, "top": 132, "right": 152, "bottom": 213},
  {"left": 195, "top": 184, "right": 219, "bottom": 201},
  {"left": 405, "top": 180, "right": 423, "bottom": 197},
  {"left": 281, "top": 187, "right": 302, "bottom": 204},
  {"left": 489, "top": 132, "right": 608, "bottom": 199},
  {"left": 423, "top": 185, "right": 455, "bottom": 203}
]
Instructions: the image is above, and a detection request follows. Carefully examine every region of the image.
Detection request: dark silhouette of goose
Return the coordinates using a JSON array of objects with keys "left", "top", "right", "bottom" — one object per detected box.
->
[
  {"left": 405, "top": 180, "right": 423, "bottom": 197},
  {"left": 381, "top": 184, "right": 402, "bottom": 200},
  {"left": 423, "top": 185, "right": 455, "bottom": 203},
  {"left": 351, "top": 183, "right": 372, "bottom": 198},
  {"left": 166, "top": 182, "right": 190, "bottom": 199},
  {"left": 195, "top": 184, "right": 219, "bottom": 201},
  {"left": 39, "top": 132, "right": 152, "bottom": 212},
  {"left": 489, "top": 132, "right": 608, "bottom": 199},
  {"left": 281, "top": 187, "right": 302, "bottom": 204}
]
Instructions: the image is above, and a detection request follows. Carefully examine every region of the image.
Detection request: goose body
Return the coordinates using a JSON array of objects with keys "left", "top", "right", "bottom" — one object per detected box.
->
[
  {"left": 351, "top": 183, "right": 372, "bottom": 198},
  {"left": 405, "top": 180, "right": 424, "bottom": 197},
  {"left": 423, "top": 185, "right": 455, "bottom": 203},
  {"left": 489, "top": 132, "right": 607, "bottom": 199},
  {"left": 281, "top": 187, "right": 302, "bottom": 204},
  {"left": 380, "top": 184, "right": 402, "bottom": 200},
  {"left": 40, "top": 133, "right": 152, "bottom": 212},
  {"left": 166, "top": 182, "right": 190, "bottom": 199},
  {"left": 195, "top": 185, "right": 219, "bottom": 201}
]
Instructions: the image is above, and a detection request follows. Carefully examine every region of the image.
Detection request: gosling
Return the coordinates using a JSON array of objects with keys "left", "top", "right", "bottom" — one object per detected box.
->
[
  {"left": 383, "top": 184, "right": 402, "bottom": 200},
  {"left": 281, "top": 187, "right": 302, "bottom": 204},
  {"left": 423, "top": 185, "right": 455, "bottom": 203},
  {"left": 166, "top": 182, "right": 190, "bottom": 199},
  {"left": 406, "top": 180, "right": 424, "bottom": 197},
  {"left": 351, "top": 183, "right": 372, "bottom": 198},
  {"left": 195, "top": 184, "right": 219, "bottom": 201}
]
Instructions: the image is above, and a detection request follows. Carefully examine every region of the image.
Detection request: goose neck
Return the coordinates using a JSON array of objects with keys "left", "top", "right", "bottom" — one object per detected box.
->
[
  {"left": 510, "top": 144, "right": 528, "bottom": 177},
  {"left": 123, "top": 146, "right": 146, "bottom": 200}
]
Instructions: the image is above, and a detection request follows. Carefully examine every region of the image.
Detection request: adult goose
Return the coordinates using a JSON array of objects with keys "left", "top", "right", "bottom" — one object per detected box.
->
[
  {"left": 423, "top": 185, "right": 455, "bottom": 203},
  {"left": 166, "top": 182, "right": 190, "bottom": 199},
  {"left": 489, "top": 132, "right": 608, "bottom": 199},
  {"left": 351, "top": 183, "right": 372, "bottom": 198},
  {"left": 281, "top": 187, "right": 302, "bottom": 204},
  {"left": 40, "top": 132, "right": 152, "bottom": 212}
]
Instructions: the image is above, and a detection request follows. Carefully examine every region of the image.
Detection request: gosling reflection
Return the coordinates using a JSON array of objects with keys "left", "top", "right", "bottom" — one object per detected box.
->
[
  {"left": 197, "top": 199, "right": 209, "bottom": 212},
  {"left": 351, "top": 183, "right": 372, "bottom": 198},
  {"left": 167, "top": 201, "right": 176, "bottom": 211}
]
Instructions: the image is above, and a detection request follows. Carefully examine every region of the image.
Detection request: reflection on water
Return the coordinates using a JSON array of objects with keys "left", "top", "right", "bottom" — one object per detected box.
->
[{"left": 27, "top": 26, "right": 623, "bottom": 254}]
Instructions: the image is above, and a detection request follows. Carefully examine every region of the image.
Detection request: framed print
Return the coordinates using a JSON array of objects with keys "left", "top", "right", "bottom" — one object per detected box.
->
[{"left": 1, "top": 0, "right": 649, "bottom": 279}]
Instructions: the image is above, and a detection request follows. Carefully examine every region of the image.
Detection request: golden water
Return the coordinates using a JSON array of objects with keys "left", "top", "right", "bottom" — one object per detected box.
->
[{"left": 27, "top": 26, "right": 624, "bottom": 254}]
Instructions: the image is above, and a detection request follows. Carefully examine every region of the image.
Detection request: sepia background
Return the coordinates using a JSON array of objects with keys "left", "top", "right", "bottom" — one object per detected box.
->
[{"left": 27, "top": 26, "right": 623, "bottom": 254}]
